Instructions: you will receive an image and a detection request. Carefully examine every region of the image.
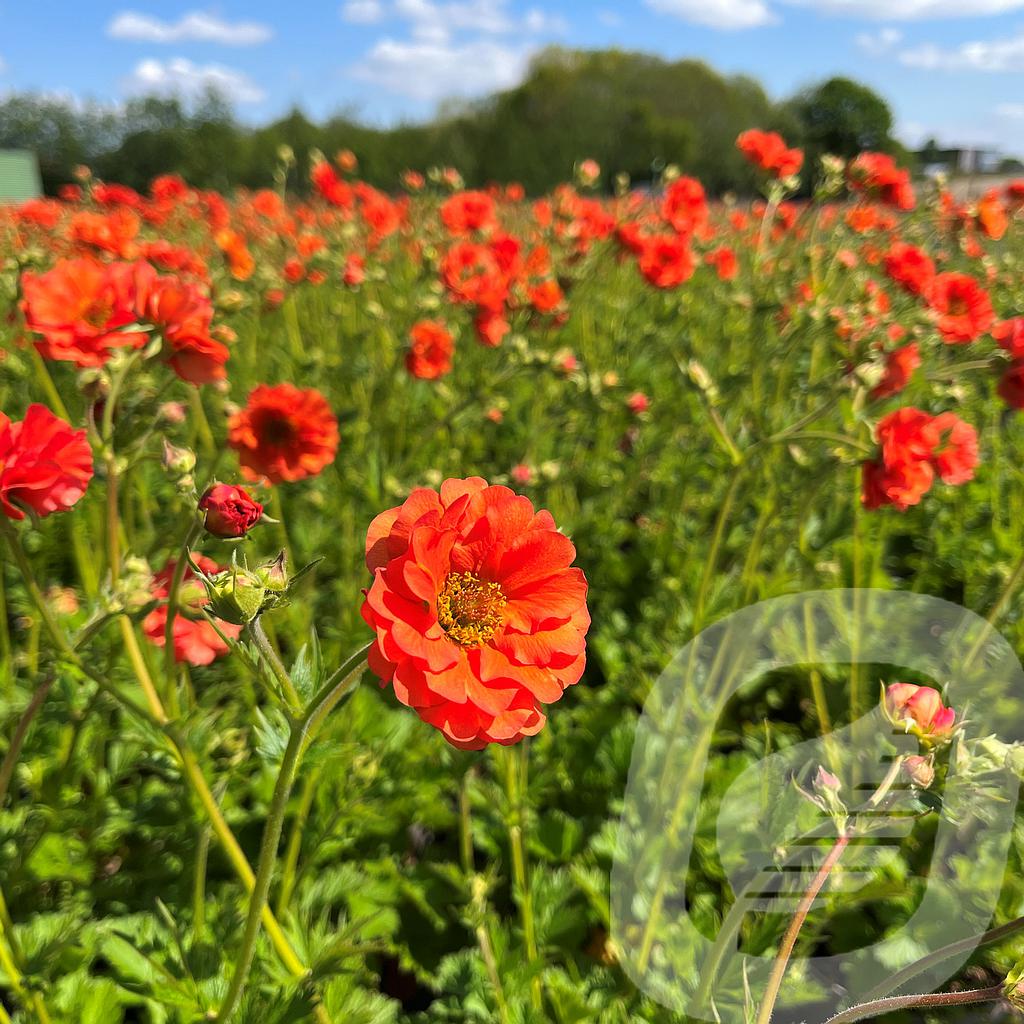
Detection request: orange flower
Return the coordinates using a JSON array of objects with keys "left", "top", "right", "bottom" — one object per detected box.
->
[
  {"left": 407, "top": 320, "right": 455, "bottom": 380},
  {"left": 21, "top": 258, "right": 146, "bottom": 367},
  {"left": 135, "top": 267, "right": 229, "bottom": 385},
  {"left": 929, "top": 272, "right": 995, "bottom": 344},
  {"left": 361, "top": 478, "right": 589, "bottom": 749},
  {"left": 440, "top": 191, "right": 497, "bottom": 235},
  {"left": 228, "top": 384, "right": 339, "bottom": 484},
  {"left": 873, "top": 342, "right": 920, "bottom": 399},
  {"left": 736, "top": 130, "right": 803, "bottom": 178},
  {"left": 637, "top": 234, "right": 694, "bottom": 289}
]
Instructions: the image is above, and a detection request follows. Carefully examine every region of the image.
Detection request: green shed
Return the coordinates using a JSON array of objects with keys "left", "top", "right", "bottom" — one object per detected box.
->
[{"left": 0, "top": 150, "right": 43, "bottom": 204}]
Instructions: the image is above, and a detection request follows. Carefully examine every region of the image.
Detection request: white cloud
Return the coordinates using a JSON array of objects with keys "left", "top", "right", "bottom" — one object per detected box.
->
[
  {"left": 998, "top": 102, "right": 1024, "bottom": 119},
  {"left": 124, "top": 57, "right": 266, "bottom": 102},
  {"left": 899, "top": 31, "right": 1024, "bottom": 71},
  {"left": 598, "top": 10, "right": 623, "bottom": 26},
  {"left": 350, "top": 36, "right": 534, "bottom": 99},
  {"left": 782, "top": 0, "right": 1024, "bottom": 17},
  {"left": 644, "top": 0, "right": 776, "bottom": 30},
  {"left": 855, "top": 27, "right": 902, "bottom": 54},
  {"left": 341, "top": 0, "right": 385, "bottom": 23},
  {"left": 108, "top": 10, "right": 272, "bottom": 46}
]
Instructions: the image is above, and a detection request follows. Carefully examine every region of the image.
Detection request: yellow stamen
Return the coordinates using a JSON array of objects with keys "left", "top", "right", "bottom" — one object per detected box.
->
[{"left": 437, "top": 571, "right": 506, "bottom": 647}]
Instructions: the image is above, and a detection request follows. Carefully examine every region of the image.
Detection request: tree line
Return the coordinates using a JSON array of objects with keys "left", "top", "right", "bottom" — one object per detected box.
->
[{"left": 0, "top": 47, "right": 907, "bottom": 196}]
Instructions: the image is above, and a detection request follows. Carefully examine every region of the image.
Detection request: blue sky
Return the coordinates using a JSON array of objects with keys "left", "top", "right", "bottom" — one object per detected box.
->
[{"left": 2, "top": 1, "right": 1024, "bottom": 152}]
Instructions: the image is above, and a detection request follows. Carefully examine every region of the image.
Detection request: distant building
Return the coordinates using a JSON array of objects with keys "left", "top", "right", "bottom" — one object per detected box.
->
[
  {"left": 918, "top": 146, "right": 1004, "bottom": 178},
  {"left": 0, "top": 150, "right": 42, "bottom": 204}
]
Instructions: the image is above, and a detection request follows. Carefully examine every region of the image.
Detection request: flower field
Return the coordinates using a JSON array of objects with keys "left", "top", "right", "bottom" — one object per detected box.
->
[{"left": 3, "top": 141, "right": 1024, "bottom": 1022}]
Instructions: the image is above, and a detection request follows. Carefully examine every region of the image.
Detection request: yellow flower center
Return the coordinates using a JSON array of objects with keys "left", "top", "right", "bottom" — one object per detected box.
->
[{"left": 437, "top": 571, "right": 506, "bottom": 647}]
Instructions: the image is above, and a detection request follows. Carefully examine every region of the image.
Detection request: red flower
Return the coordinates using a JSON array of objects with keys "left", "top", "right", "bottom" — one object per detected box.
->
[
  {"left": 994, "top": 318, "right": 1024, "bottom": 359},
  {"left": 736, "top": 130, "right": 803, "bottom": 178},
  {"left": 0, "top": 404, "right": 93, "bottom": 520},
  {"left": 848, "top": 153, "right": 915, "bottom": 210},
  {"left": 861, "top": 457, "right": 934, "bottom": 511},
  {"left": 873, "top": 342, "right": 921, "bottom": 399},
  {"left": 407, "top": 320, "right": 455, "bottom": 380},
  {"left": 931, "top": 412, "right": 978, "bottom": 485},
  {"left": 706, "top": 246, "right": 738, "bottom": 281},
  {"left": 999, "top": 361, "right": 1024, "bottom": 409},
  {"left": 361, "top": 478, "right": 589, "bottom": 749},
  {"left": 862, "top": 407, "right": 978, "bottom": 510},
  {"left": 661, "top": 177, "right": 709, "bottom": 235},
  {"left": 637, "top": 234, "right": 694, "bottom": 289},
  {"left": 883, "top": 242, "right": 935, "bottom": 297},
  {"left": 627, "top": 392, "right": 649, "bottom": 415},
  {"left": 440, "top": 242, "right": 506, "bottom": 309},
  {"left": 474, "top": 310, "right": 509, "bottom": 348},
  {"left": 143, "top": 555, "right": 241, "bottom": 666},
  {"left": 228, "top": 384, "right": 339, "bottom": 484},
  {"left": 929, "top": 272, "right": 995, "bottom": 344},
  {"left": 135, "top": 267, "right": 229, "bottom": 385},
  {"left": 441, "top": 191, "right": 497, "bottom": 235},
  {"left": 198, "top": 483, "right": 264, "bottom": 538},
  {"left": 21, "top": 258, "right": 146, "bottom": 367}
]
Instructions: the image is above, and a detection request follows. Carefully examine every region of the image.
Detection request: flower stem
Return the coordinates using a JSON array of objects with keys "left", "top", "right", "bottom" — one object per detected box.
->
[
  {"left": 821, "top": 984, "right": 1004, "bottom": 1024},
  {"left": 1, "top": 518, "right": 312, "bottom": 987},
  {"left": 216, "top": 726, "right": 306, "bottom": 1021},
  {"left": 863, "top": 914, "right": 1024, "bottom": 1002},
  {"left": 249, "top": 618, "right": 304, "bottom": 714},
  {"left": 755, "top": 834, "right": 850, "bottom": 1024},
  {"left": 0, "top": 672, "right": 54, "bottom": 808},
  {"left": 501, "top": 743, "right": 542, "bottom": 1010},
  {"left": 755, "top": 756, "right": 905, "bottom": 1024},
  {"left": 163, "top": 521, "right": 203, "bottom": 707},
  {"left": 216, "top": 642, "right": 368, "bottom": 1022}
]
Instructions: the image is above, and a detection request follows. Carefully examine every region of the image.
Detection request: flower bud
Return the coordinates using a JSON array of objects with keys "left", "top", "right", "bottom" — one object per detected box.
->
[
  {"left": 903, "top": 754, "right": 935, "bottom": 789},
  {"left": 256, "top": 551, "right": 289, "bottom": 596},
  {"left": 198, "top": 483, "right": 264, "bottom": 539},
  {"left": 883, "top": 683, "right": 956, "bottom": 747},
  {"left": 163, "top": 439, "right": 196, "bottom": 476},
  {"left": 203, "top": 565, "right": 267, "bottom": 625},
  {"left": 813, "top": 766, "right": 841, "bottom": 794}
]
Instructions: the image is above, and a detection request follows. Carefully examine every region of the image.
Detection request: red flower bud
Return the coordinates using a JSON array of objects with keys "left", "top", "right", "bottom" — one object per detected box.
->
[{"left": 198, "top": 484, "right": 264, "bottom": 538}]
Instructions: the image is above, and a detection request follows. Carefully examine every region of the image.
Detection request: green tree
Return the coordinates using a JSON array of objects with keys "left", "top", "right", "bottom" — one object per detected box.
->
[{"left": 789, "top": 76, "right": 895, "bottom": 159}]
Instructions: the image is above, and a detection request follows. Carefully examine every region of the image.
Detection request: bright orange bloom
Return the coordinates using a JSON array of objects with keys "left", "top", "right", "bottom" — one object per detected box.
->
[
  {"left": 884, "top": 242, "right": 935, "bottom": 297},
  {"left": 362, "top": 478, "right": 589, "bottom": 749},
  {"left": 873, "top": 343, "right": 920, "bottom": 399},
  {"left": 736, "top": 130, "right": 803, "bottom": 178},
  {"left": 929, "top": 272, "right": 995, "bottom": 344},
  {"left": 441, "top": 191, "right": 497, "bottom": 236},
  {"left": 407, "top": 320, "right": 455, "bottom": 380},
  {"left": 135, "top": 266, "right": 229, "bottom": 384},
  {"left": 228, "top": 383, "right": 339, "bottom": 484},
  {"left": 661, "top": 177, "right": 708, "bottom": 235},
  {"left": 21, "top": 258, "right": 146, "bottom": 367},
  {"left": 637, "top": 234, "right": 694, "bottom": 289}
]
